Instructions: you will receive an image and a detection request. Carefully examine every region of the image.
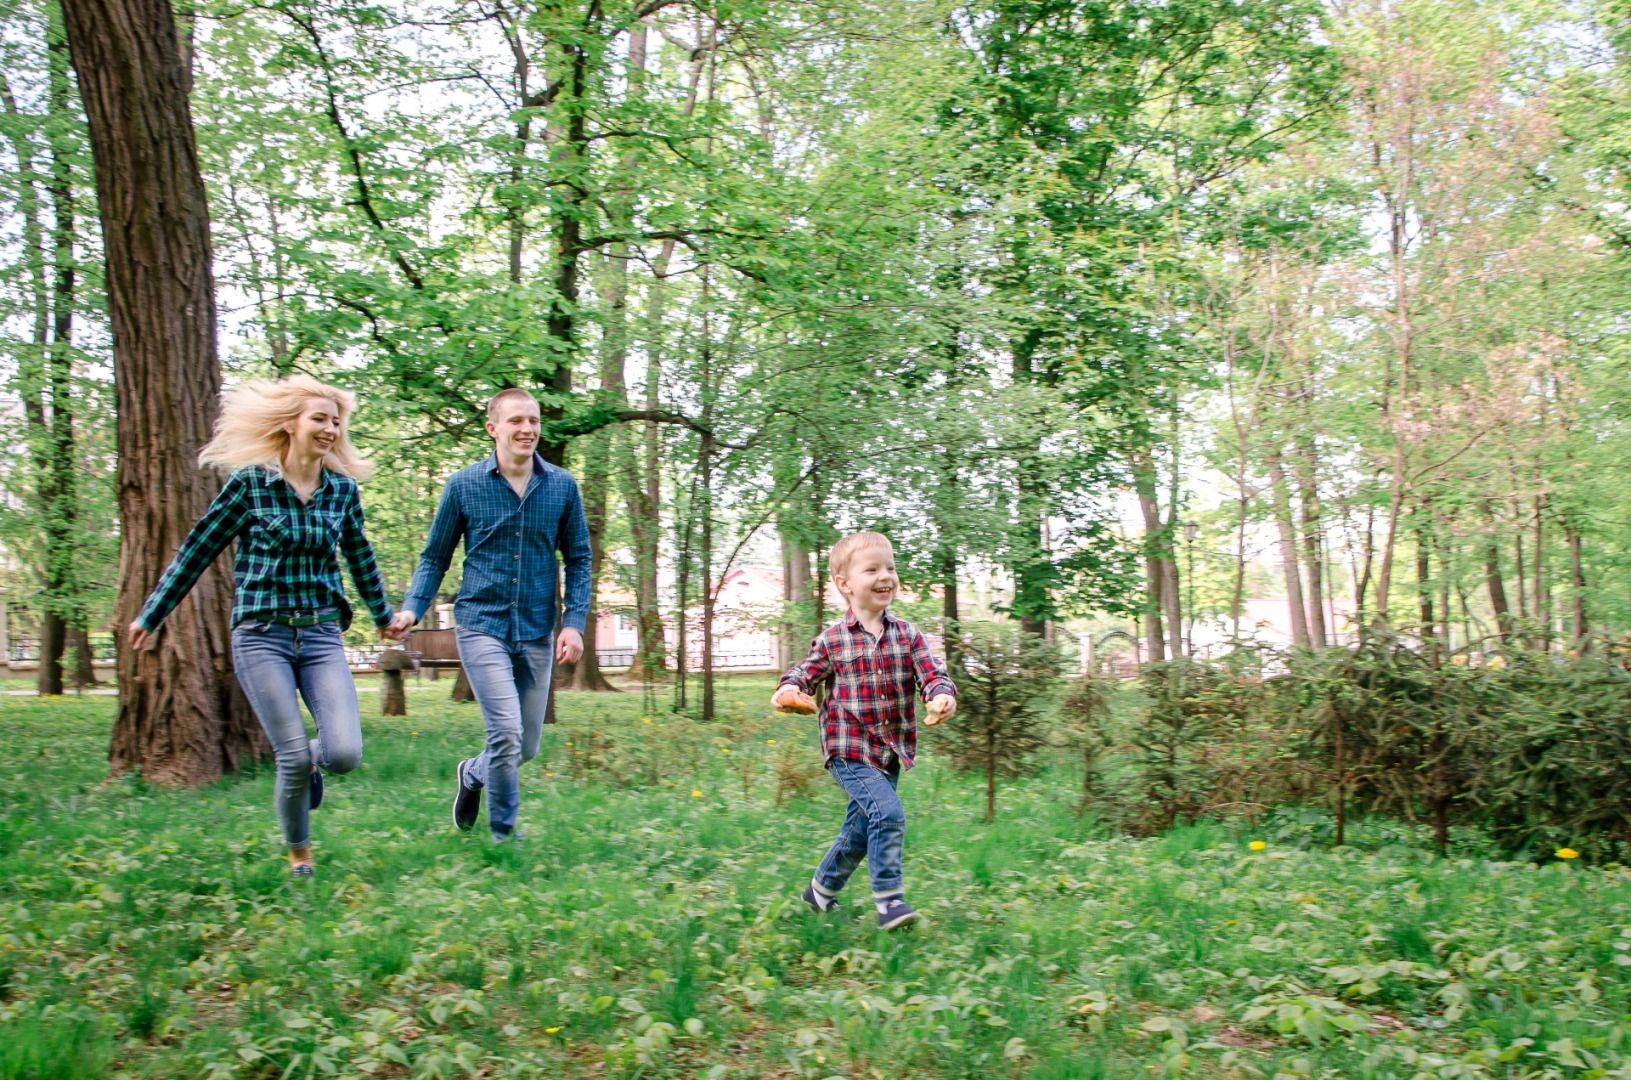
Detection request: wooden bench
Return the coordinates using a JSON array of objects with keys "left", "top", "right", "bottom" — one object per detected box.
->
[{"left": 406, "top": 628, "right": 475, "bottom": 702}]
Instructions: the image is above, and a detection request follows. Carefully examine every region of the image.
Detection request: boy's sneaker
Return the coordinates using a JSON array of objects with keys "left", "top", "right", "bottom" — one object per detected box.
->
[
  {"left": 801, "top": 885, "right": 835, "bottom": 913},
  {"left": 309, "top": 765, "right": 324, "bottom": 810},
  {"left": 289, "top": 863, "right": 315, "bottom": 879},
  {"left": 877, "top": 899, "right": 920, "bottom": 931},
  {"left": 452, "top": 759, "right": 481, "bottom": 832}
]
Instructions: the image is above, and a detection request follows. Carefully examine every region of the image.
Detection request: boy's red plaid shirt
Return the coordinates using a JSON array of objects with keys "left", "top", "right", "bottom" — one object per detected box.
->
[{"left": 779, "top": 609, "right": 957, "bottom": 771}]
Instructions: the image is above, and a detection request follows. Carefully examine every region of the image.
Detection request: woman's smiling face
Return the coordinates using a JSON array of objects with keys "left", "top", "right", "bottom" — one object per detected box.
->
[{"left": 286, "top": 397, "right": 343, "bottom": 461}]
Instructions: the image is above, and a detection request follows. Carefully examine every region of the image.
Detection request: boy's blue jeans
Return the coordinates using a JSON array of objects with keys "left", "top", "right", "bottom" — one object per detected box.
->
[
  {"left": 814, "top": 757, "right": 905, "bottom": 895},
  {"left": 231, "top": 621, "right": 362, "bottom": 849},
  {"left": 455, "top": 627, "right": 554, "bottom": 836}
]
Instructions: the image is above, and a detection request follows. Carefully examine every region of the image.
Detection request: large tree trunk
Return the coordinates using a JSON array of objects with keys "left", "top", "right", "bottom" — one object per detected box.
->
[
  {"left": 62, "top": 0, "right": 263, "bottom": 782},
  {"left": 1266, "top": 451, "right": 1310, "bottom": 648}
]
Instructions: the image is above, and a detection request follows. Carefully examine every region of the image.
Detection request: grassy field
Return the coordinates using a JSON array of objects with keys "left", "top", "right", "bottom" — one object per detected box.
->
[{"left": 3, "top": 678, "right": 1631, "bottom": 1080}]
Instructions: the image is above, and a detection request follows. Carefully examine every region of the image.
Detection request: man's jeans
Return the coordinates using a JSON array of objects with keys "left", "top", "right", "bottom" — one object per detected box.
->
[
  {"left": 231, "top": 621, "right": 362, "bottom": 849},
  {"left": 455, "top": 627, "right": 554, "bottom": 836},
  {"left": 814, "top": 758, "right": 905, "bottom": 895}
]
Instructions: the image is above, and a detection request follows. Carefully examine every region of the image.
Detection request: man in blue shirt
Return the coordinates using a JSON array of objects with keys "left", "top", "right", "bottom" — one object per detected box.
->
[{"left": 389, "top": 388, "right": 592, "bottom": 840}]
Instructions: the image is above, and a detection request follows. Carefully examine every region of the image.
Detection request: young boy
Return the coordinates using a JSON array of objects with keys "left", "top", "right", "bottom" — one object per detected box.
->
[{"left": 772, "top": 531, "right": 957, "bottom": 930}]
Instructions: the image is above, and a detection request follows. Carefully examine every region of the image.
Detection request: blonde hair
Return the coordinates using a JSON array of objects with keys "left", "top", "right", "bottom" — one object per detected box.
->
[
  {"left": 198, "top": 374, "right": 373, "bottom": 481},
  {"left": 830, "top": 531, "right": 893, "bottom": 581}
]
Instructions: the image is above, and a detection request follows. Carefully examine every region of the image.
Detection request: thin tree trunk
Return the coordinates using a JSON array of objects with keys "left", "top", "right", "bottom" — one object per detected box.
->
[
  {"left": 700, "top": 427, "right": 715, "bottom": 722},
  {"left": 1374, "top": 477, "right": 1406, "bottom": 628},
  {"left": 1266, "top": 451, "right": 1310, "bottom": 648},
  {"left": 1162, "top": 408, "right": 1183, "bottom": 660},
  {"left": 1416, "top": 522, "right": 1435, "bottom": 653},
  {"left": 941, "top": 548, "right": 960, "bottom": 670},
  {"left": 1533, "top": 494, "right": 1548, "bottom": 649},
  {"left": 62, "top": 0, "right": 262, "bottom": 782},
  {"left": 1568, "top": 525, "right": 1586, "bottom": 644},
  {"left": 43, "top": 23, "right": 81, "bottom": 696},
  {"left": 1295, "top": 439, "right": 1327, "bottom": 648},
  {"left": 1482, "top": 501, "right": 1511, "bottom": 645},
  {"left": 1131, "top": 448, "right": 1166, "bottom": 663},
  {"left": 0, "top": 72, "right": 63, "bottom": 696}
]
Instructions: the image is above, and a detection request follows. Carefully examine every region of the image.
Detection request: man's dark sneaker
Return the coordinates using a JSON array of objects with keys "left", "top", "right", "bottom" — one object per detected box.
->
[
  {"left": 452, "top": 758, "right": 481, "bottom": 832},
  {"left": 877, "top": 899, "right": 920, "bottom": 931},
  {"left": 309, "top": 765, "right": 324, "bottom": 810}
]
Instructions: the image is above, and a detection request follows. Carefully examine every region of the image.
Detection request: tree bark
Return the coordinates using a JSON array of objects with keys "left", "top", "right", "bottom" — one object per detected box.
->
[
  {"left": 940, "top": 548, "right": 960, "bottom": 670},
  {"left": 1131, "top": 448, "right": 1166, "bottom": 663},
  {"left": 61, "top": 0, "right": 263, "bottom": 782},
  {"left": 40, "top": 24, "right": 82, "bottom": 697},
  {"left": 1481, "top": 501, "right": 1511, "bottom": 645},
  {"left": 1568, "top": 525, "right": 1586, "bottom": 644},
  {"left": 1294, "top": 438, "right": 1327, "bottom": 648},
  {"left": 779, "top": 525, "right": 811, "bottom": 668},
  {"left": 1266, "top": 451, "right": 1310, "bottom": 648}
]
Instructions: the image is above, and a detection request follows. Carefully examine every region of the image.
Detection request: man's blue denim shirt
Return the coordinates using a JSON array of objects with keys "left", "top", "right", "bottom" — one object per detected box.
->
[{"left": 404, "top": 452, "right": 592, "bottom": 641}]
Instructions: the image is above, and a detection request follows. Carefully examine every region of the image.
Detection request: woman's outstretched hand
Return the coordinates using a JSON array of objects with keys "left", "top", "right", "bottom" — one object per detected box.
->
[
  {"left": 772, "top": 684, "right": 817, "bottom": 715},
  {"left": 127, "top": 622, "right": 152, "bottom": 652}
]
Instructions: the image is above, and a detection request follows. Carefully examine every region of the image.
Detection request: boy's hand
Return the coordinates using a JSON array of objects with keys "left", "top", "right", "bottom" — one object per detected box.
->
[
  {"left": 923, "top": 694, "right": 955, "bottom": 725},
  {"left": 773, "top": 685, "right": 818, "bottom": 715}
]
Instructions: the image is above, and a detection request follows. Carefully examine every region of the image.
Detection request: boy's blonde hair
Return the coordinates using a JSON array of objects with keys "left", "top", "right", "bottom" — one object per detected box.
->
[
  {"left": 830, "top": 531, "right": 893, "bottom": 581},
  {"left": 198, "top": 374, "right": 373, "bottom": 480}
]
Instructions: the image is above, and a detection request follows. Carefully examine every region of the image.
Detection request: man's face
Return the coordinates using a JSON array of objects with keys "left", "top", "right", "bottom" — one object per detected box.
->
[
  {"left": 486, "top": 396, "right": 541, "bottom": 459},
  {"left": 837, "top": 544, "right": 897, "bottom": 613}
]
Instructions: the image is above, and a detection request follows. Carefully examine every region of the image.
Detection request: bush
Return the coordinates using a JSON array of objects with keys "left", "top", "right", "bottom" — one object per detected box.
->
[
  {"left": 1098, "top": 635, "right": 1631, "bottom": 859},
  {"left": 941, "top": 624, "right": 1060, "bottom": 821}
]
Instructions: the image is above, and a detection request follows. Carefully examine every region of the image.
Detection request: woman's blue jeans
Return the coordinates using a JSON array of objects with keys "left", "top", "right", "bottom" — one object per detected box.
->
[
  {"left": 231, "top": 621, "right": 361, "bottom": 849},
  {"left": 814, "top": 758, "right": 906, "bottom": 895}
]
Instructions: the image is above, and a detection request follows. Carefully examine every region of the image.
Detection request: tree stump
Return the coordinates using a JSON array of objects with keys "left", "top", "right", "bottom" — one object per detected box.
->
[
  {"left": 451, "top": 666, "right": 475, "bottom": 703},
  {"left": 377, "top": 650, "right": 414, "bottom": 715}
]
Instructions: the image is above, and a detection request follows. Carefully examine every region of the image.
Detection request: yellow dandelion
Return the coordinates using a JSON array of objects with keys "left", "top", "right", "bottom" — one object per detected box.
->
[
  {"left": 721, "top": 748, "right": 731, "bottom": 754},
  {"left": 768, "top": 739, "right": 776, "bottom": 745},
  {"left": 1557, "top": 848, "right": 1580, "bottom": 860},
  {"left": 546, "top": 1026, "right": 560, "bottom": 1034},
  {"left": 410, "top": 731, "right": 420, "bottom": 736},
  {"left": 1250, "top": 840, "right": 1266, "bottom": 851},
  {"left": 692, "top": 790, "right": 702, "bottom": 797}
]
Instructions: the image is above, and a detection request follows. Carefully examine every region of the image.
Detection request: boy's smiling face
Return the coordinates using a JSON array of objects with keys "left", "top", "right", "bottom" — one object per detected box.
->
[{"left": 836, "top": 543, "right": 897, "bottom": 616}]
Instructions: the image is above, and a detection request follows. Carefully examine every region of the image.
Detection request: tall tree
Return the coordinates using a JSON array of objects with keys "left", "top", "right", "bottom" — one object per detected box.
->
[{"left": 60, "top": 0, "right": 262, "bottom": 782}]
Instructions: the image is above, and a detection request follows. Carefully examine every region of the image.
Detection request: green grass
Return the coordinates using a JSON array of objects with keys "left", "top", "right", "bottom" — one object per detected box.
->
[{"left": 3, "top": 678, "right": 1631, "bottom": 1079}]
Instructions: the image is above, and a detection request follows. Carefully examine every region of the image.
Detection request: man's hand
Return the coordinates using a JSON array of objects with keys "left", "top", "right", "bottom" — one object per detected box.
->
[
  {"left": 923, "top": 694, "right": 956, "bottom": 725},
  {"left": 127, "top": 621, "right": 152, "bottom": 652},
  {"left": 384, "top": 610, "right": 417, "bottom": 641},
  {"left": 557, "top": 627, "right": 584, "bottom": 665},
  {"left": 773, "top": 684, "right": 817, "bottom": 715}
]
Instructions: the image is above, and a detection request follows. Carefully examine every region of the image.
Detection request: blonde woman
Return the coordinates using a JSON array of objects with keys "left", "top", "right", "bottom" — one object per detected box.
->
[{"left": 128, "top": 375, "right": 400, "bottom": 877}]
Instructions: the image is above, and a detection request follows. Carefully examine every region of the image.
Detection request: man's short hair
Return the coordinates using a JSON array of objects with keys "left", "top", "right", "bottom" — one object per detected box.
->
[
  {"left": 486, "top": 387, "right": 539, "bottom": 421},
  {"left": 830, "top": 531, "right": 893, "bottom": 580}
]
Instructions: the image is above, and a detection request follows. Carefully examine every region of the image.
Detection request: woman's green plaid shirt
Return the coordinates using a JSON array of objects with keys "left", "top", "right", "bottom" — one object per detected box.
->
[{"left": 135, "top": 466, "right": 393, "bottom": 632}]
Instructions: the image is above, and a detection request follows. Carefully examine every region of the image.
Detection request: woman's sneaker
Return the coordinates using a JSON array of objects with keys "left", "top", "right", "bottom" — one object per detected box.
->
[
  {"left": 309, "top": 766, "right": 324, "bottom": 810},
  {"left": 877, "top": 899, "right": 920, "bottom": 930},
  {"left": 452, "top": 759, "right": 481, "bottom": 832}
]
